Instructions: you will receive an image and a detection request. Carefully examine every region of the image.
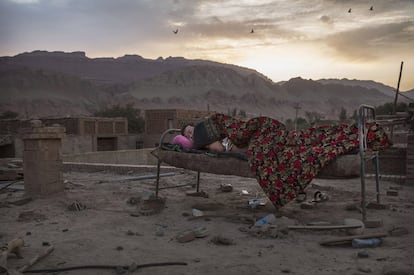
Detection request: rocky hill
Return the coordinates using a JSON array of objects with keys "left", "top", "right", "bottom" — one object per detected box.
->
[{"left": 0, "top": 50, "right": 411, "bottom": 121}]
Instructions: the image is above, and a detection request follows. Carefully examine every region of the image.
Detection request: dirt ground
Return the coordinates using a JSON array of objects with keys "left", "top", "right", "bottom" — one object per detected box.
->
[{"left": 1, "top": 168, "right": 414, "bottom": 275}]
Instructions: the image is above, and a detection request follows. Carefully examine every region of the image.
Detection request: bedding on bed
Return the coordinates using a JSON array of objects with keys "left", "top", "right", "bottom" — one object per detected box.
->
[{"left": 198, "top": 113, "right": 391, "bottom": 208}]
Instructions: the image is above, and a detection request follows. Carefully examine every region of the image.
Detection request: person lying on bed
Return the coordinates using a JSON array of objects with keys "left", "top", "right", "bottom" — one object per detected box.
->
[
  {"left": 178, "top": 113, "right": 391, "bottom": 209},
  {"left": 181, "top": 123, "right": 247, "bottom": 153}
]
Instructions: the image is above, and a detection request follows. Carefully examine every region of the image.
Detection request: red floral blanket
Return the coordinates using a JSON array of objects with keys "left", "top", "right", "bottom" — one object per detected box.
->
[{"left": 202, "top": 114, "right": 391, "bottom": 208}]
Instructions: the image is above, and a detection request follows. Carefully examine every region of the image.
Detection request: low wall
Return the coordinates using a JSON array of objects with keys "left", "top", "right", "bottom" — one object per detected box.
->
[
  {"left": 317, "top": 154, "right": 361, "bottom": 179},
  {"left": 63, "top": 148, "right": 158, "bottom": 166},
  {"left": 365, "top": 145, "right": 406, "bottom": 176},
  {"left": 406, "top": 134, "right": 414, "bottom": 185},
  {"left": 63, "top": 162, "right": 179, "bottom": 175}
]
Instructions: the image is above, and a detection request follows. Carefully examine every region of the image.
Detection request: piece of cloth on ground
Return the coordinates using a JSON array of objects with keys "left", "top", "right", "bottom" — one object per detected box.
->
[{"left": 202, "top": 113, "right": 391, "bottom": 208}]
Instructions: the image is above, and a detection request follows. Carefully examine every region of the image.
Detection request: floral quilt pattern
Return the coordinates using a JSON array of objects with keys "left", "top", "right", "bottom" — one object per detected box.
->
[{"left": 205, "top": 114, "right": 391, "bottom": 208}]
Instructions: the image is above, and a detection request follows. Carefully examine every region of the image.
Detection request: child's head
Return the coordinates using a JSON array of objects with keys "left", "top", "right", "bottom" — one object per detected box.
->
[
  {"left": 181, "top": 124, "right": 194, "bottom": 140},
  {"left": 172, "top": 134, "right": 193, "bottom": 149}
]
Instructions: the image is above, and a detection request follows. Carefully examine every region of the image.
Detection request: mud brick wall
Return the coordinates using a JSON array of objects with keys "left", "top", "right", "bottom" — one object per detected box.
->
[
  {"left": 406, "top": 134, "right": 414, "bottom": 185},
  {"left": 365, "top": 146, "right": 406, "bottom": 176}
]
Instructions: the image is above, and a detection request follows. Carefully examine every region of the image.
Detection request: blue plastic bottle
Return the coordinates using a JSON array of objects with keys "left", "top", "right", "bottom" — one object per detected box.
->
[
  {"left": 254, "top": 214, "right": 276, "bottom": 226},
  {"left": 352, "top": 238, "right": 382, "bottom": 248}
]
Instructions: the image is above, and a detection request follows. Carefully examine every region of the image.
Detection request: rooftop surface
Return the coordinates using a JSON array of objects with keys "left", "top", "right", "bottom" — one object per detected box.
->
[{"left": 1, "top": 169, "right": 413, "bottom": 274}]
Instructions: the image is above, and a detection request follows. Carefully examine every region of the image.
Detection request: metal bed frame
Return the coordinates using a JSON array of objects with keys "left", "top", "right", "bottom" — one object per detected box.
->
[
  {"left": 153, "top": 106, "right": 383, "bottom": 223},
  {"left": 153, "top": 128, "right": 202, "bottom": 197},
  {"left": 358, "top": 104, "right": 381, "bottom": 222}
]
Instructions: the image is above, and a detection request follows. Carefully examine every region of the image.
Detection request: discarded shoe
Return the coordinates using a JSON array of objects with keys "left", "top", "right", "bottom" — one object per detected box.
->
[
  {"left": 220, "top": 183, "right": 233, "bottom": 192},
  {"left": 312, "top": 191, "right": 329, "bottom": 202}
]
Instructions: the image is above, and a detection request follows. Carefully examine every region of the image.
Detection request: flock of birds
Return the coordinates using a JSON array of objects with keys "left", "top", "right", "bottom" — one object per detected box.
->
[
  {"left": 173, "top": 6, "right": 375, "bottom": 34},
  {"left": 349, "top": 5, "right": 374, "bottom": 13}
]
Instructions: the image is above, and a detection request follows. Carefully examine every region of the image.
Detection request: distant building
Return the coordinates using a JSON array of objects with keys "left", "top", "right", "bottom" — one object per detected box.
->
[
  {"left": 144, "top": 109, "right": 214, "bottom": 147},
  {"left": 0, "top": 117, "right": 137, "bottom": 158}
]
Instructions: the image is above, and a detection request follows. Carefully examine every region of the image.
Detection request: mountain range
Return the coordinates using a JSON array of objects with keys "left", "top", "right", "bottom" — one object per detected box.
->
[{"left": 0, "top": 50, "right": 412, "bottom": 121}]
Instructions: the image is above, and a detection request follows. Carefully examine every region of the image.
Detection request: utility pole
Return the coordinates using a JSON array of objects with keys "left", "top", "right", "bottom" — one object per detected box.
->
[
  {"left": 393, "top": 61, "right": 404, "bottom": 115},
  {"left": 391, "top": 61, "right": 404, "bottom": 139},
  {"left": 294, "top": 103, "right": 301, "bottom": 131}
]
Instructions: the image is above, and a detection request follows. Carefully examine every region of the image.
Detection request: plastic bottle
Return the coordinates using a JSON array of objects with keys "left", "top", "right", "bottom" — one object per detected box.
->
[
  {"left": 351, "top": 238, "right": 382, "bottom": 248},
  {"left": 254, "top": 214, "right": 276, "bottom": 226}
]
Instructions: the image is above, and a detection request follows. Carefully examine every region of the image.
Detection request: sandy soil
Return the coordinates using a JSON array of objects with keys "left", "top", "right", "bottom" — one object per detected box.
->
[{"left": 1, "top": 169, "right": 414, "bottom": 275}]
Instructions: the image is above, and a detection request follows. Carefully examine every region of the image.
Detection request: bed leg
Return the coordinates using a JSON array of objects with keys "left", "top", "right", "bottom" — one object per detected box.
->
[
  {"left": 359, "top": 151, "right": 367, "bottom": 223},
  {"left": 155, "top": 160, "right": 161, "bottom": 197},
  {"left": 196, "top": 171, "right": 201, "bottom": 192},
  {"left": 374, "top": 154, "right": 380, "bottom": 204}
]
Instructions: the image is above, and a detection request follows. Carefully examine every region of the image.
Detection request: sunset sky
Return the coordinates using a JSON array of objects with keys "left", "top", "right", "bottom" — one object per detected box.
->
[{"left": 1, "top": 0, "right": 413, "bottom": 91}]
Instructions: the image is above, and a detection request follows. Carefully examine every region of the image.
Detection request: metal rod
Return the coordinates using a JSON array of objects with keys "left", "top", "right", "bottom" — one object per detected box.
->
[
  {"left": 358, "top": 104, "right": 376, "bottom": 222},
  {"left": 196, "top": 171, "right": 201, "bottom": 192},
  {"left": 155, "top": 160, "right": 161, "bottom": 197},
  {"left": 102, "top": 173, "right": 176, "bottom": 183},
  {"left": 374, "top": 155, "right": 380, "bottom": 203},
  {"left": 359, "top": 154, "right": 367, "bottom": 222},
  {"left": 154, "top": 128, "right": 181, "bottom": 197},
  {"left": 158, "top": 183, "right": 194, "bottom": 190}
]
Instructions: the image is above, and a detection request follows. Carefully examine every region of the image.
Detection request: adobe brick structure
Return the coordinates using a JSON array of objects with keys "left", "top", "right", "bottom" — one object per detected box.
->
[
  {"left": 0, "top": 116, "right": 133, "bottom": 158},
  {"left": 22, "top": 120, "right": 66, "bottom": 197},
  {"left": 365, "top": 146, "right": 407, "bottom": 176},
  {"left": 144, "top": 109, "right": 214, "bottom": 148},
  {"left": 407, "top": 134, "right": 414, "bottom": 185}
]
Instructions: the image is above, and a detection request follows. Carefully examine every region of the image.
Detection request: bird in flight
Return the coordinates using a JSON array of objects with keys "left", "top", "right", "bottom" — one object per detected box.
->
[
  {"left": 173, "top": 29, "right": 178, "bottom": 34},
  {"left": 348, "top": 8, "right": 352, "bottom": 13},
  {"left": 250, "top": 28, "right": 254, "bottom": 33},
  {"left": 370, "top": 6, "right": 374, "bottom": 11}
]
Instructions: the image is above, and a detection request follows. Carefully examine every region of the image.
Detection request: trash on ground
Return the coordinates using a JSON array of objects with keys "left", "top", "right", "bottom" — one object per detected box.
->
[
  {"left": 192, "top": 208, "right": 204, "bottom": 217},
  {"left": 248, "top": 198, "right": 267, "bottom": 208}
]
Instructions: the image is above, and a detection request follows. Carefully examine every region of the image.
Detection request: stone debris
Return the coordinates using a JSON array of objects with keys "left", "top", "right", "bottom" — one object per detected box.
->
[
  {"left": 126, "top": 196, "right": 141, "bottom": 205},
  {"left": 345, "top": 203, "right": 361, "bottom": 212},
  {"left": 364, "top": 218, "right": 383, "bottom": 228},
  {"left": 176, "top": 230, "right": 196, "bottom": 243},
  {"left": 300, "top": 201, "right": 316, "bottom": 209},
  {"left": 192, "top": 208, "right": 204, "bottom": 217},
  {"left": 0, "top": 159, "right": 23, "bottom": 181},
  {"left": 67, "top": 201, "right": 87, "bottom": 211},
  {"left": 381, "top": 265, "right": 413, "bottom": 275},
  {"left": 366, "top": 202, "right": 389, "bottom": 210},
  {"left": 210, "top": 235, "right": 235, "bottom": 246},
  {"left": 17, "top": 210, "right": 46, "bottom": 222},
  {"left": 386, "top": 190, "right": 399, "bottom": 197},
  {"left": 176, "top": 227, "right": 209, "bottom": 243},
  {"left": 138, "top": 196, "right": 166, "bottom": 216},
  {"left": 185, "top": 191, "right": 209, "bottom": 198},
  {"left": 388, "top": 226, "right": 409, "bottom": 237},
  {"left": 357, "top": 250, "right": 369, "bottom": 258}
]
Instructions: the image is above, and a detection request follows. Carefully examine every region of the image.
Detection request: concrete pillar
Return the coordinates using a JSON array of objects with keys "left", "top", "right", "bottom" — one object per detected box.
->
[{"left": 22, "top": 120, "right": 66, "bottom": 197}]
